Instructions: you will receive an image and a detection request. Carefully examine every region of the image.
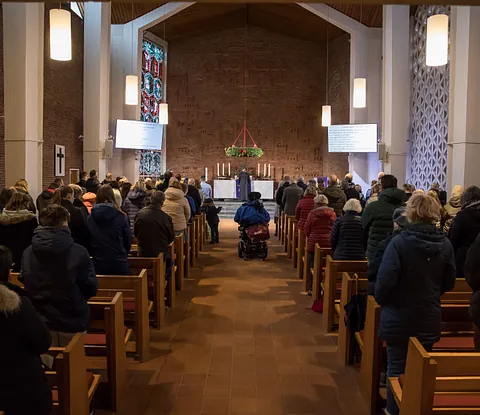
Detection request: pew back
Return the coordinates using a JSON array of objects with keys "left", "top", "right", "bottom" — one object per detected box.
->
[{"left": 311, "top": 244, "right": 333, "bottom": 300}]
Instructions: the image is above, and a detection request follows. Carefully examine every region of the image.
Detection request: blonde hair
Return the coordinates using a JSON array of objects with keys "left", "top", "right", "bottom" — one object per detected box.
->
[
  {"left": 134, "top": 181, "right": 146, "bottom": 191},
  {"left": 314, "top": 194, "right": 329, "bottom": 206},
  {"left": 406, "top": 193, "right": 440, "bottom": 224},
  {"left": 427, "top": 189, "right": 442, "bottom": 206},
  {"left": 170, "top": 181, "right": 182, "bottom": 190},
  {"left": 343, "top": 198, "right": 362, "bottom": 213},
  {"left": 452, "top": 185, "right": 463, "bottom": 199},
  {"left": 14, "top": 179, "right": 28, "bottom": 193},
  {"left": 304, "top": 186, "right": 317, "bottom": 197}
]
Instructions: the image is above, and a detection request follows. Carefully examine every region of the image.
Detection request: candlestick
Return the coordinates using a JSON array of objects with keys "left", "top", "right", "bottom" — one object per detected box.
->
[
  {"left": 217, "top": 163, "right": 220, "bottom": 178},
  {"left": 222, "top": 163, "right": 225, "bottom": 176},
  {"left": 205, "top": 167, "right": 208, "bottom": 181},
  {"left": 228, "top": 163, "right": 231, "bottom": 176}
]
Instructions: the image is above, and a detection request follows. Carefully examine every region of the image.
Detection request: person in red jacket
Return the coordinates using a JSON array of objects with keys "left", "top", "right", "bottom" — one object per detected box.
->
[
  {"left": 295, "top": 186, "right": 317, "bottom": 231},
  {"left": 304, "top": 194, "right": 337, "bottom": 286}
]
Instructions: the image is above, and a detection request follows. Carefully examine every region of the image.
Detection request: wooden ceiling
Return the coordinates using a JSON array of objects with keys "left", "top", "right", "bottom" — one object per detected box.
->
[
  {"left": 147, "top": 4, "right": 347, "bottom": 43},
  {"left": 329, "top": 5, "right": 383, "bottom": 27}
]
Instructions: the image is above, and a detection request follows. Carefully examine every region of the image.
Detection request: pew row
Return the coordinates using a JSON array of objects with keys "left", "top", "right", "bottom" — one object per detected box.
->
[{"left": 310, "top": 244, "right": 333, "bottom": 300}]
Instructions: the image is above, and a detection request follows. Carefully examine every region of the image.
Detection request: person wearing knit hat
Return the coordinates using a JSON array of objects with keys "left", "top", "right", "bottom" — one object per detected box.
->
[{"left": 392, "top": 207, "right": 407, "bottom": 229}]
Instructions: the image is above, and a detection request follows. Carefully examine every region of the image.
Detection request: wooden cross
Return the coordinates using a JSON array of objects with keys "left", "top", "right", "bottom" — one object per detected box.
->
[{"left": 57, "top": 147, "right": 64, "bottom": 173}]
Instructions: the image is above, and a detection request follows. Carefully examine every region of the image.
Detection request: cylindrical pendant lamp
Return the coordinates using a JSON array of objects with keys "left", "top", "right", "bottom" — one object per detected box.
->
[
  {"left": 50, "top": 9, "right": 72, "bottom": 61},
  {"left": 353, "top": 78, "right": 367, "bottom": 109},
  {"left": 322, "top": 105, "right": 331, "bottom": 127},
  {"left": 125, "top": 75, "right": 138, "bottom": 106},
  {"left": 159, "top": 103, "right": 169, "bottom": 125},
  {"left": 426, "top": 14, "right": 449, "bottom": 67}
]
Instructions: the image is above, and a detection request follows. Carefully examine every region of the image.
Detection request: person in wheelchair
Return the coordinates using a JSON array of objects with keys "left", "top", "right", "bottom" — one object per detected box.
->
[{"left": 234, "top": 192, "right": 270, "bottom": 232}]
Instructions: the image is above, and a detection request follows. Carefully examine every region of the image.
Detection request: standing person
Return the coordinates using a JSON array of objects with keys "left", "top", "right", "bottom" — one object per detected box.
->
[
  {"left": 449, "top": 185, "right": 480, "bottom": 278},
  {"left": 82, "top": 192, "right": 96, "bottom": 214},
  {"left": 87, "top": 185, "right": 132, "bottom": 275},
  {"left": 36, "top": 178, "right": 63, "bottom": 212},
  {"left": 85, "top": 170, "right": 101, "bottom": 194},
  {"left": 123, "top": 181, "right": 148, "bottom": 232},
  {"left": 365, "top": 180, "right": 377, "bottom": 201},
  {"left": 362, "top": 174, "right": 406, "bottom": 262},
  {"left": 366, "top": 183, "right": 381, "bottom": 206},
  {"left": 14, "top": 179, "right": 36, "bottom": 213},
  {"left": 330, "top": 198, "right": 365, "bottom": 260},
  {"left": 273, "top": 181, "right": 284, "bottom": 237},
  {"left": 322, "top": 175, "right": 346, "bottom": 217},
  {"left": 69, "top": 184, "right": 89, "bottom": 217},
  {"left": 238, "top": 168, "right": 251, "bottom": 202},
  {"left": 181, "top": 183, "right": 197, "bottom": 222},
  {"left": 120, "top": 181, "right": 132, "bottom": 205},
  {"left": 144, "top": 178, "right": 154, "bottom": 193},
  {"left": 430, "top": 182, "right": 447, "bottom": 206},
  {"left": 282, "top": 179, "right": 304, "bottom": 216},
  {"left": 443, "top": 185, "right": 463, "bottom": 235},
  {"left": 0, "top": 187, "right": 16, "bottom": 213},
  {"left": 0, "top": 247, "right": 53, "bottom": 415},
  {"left": 464, "top": 232, "right": 480, "bottom": 350},
  {"left": 297, "top": 176, "right": 307, "bottom": 191},
  {"left": 202, "top": 198, "right": 222, "bottom": 244},
  {"left": 200, "top": 176, "right": 212, "bottom": 200},
  {"left": 187, "top": 178, "right": 202, "bottom": 213},
  {"left": 402, "top": 183, "right": 415, "bottom": 201},
  {"left": 295, "top": 186, "right": 316, "bottom": 231},
  {"left": 0, "top": 193, "right": 38, "bottom": 272},
  {"left": 77, "top": 171, "right": 88, "bottom": 188},
  {"left": 51, "top": 186, "right": 90, "bottom": 250},
  {"left": 343, "top": 174, "right": 359, "bottom": 201},
  {"left": 22, "top": 204, "right": 98, "bottom": 343},
  {"left": 374, "top": 193, "right": 456, "bottom": 415},
  {"left": 195, "top": 179, "right": 205, "bottom": 204},
  {"left": 102, "top": 172, "right": 113, "bottom": 185},
  {"left": 275, "top": 176, "right": 291, "bottom": 213},
  {"left": 162, "top": 181, "right": 191, "bottom": 238}
]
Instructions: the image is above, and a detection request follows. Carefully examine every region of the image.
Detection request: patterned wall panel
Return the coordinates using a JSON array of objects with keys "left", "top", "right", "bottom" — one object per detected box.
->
[{"left": 407, "top": 5, "right": 450, "bottom": 190}]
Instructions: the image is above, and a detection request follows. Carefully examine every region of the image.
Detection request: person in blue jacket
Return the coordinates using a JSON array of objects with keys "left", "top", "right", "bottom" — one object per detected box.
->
[
  {"left": 374, "top": 192, "right": 456, "bottom": 415},
  {"left": 181, "top": 182, "right": 196, "bottom": 223},
  {"left": 234, "top": 192, "right": 270, "bottom": 228}
]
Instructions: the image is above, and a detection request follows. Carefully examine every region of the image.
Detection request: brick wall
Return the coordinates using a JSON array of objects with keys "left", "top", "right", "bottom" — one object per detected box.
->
[{"left": 166, "top": 25, "right": 349, "bottom": 182}]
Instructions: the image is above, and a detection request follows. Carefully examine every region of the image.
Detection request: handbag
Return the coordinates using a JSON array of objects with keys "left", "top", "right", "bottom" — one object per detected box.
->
[{"left": 246, "top": 223, "right": 270, "bottom": 242}]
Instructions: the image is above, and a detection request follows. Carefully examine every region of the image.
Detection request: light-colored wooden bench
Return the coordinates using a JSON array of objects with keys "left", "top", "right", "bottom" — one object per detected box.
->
[
  {"left": 194, "top": 216, "right": 201, "bottom": 258},
  {"left": 185, "top": 223, "right": 193, "bottom": 278},
  {"left": 296, "top": 228, "right": 306, "bottom": 275},
  {"left": 310, "top": 244, "right": 333, "bottom": 300},
  {"left": 279, "top": 212, "right": 285, "bottom": 243},
  {"left": 287, "top": 217, "right": 297, "bottom": 259},
  {"left": 175, "top": 234, "right": 185, "bottom": 291}
]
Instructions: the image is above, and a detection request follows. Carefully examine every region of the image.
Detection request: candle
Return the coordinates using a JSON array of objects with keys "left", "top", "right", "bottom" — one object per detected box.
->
[
  {"left": 264, "top": 164, "right": 266, "bottom": 177},
  {"left": 257, "top": 164, "right": 260, "bottom": 176},
  {"left": 205, "top": 167, "right": 208, "bottom": 181},
  {"left": 217, "top": 163, "right": 220, "bottom": 177},
  {"left": 222, "top": 163, "right": 225, "bottom": 176},
  {"left": 228, "top": 163, "right": 231, "bottom": 176},
  {"left": 268, "top": 164, "right": 271, "bottom": 178}
]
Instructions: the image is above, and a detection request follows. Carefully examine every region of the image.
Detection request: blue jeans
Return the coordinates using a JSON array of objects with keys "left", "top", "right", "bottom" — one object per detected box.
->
[{"left": 386, "top": 340, "right": 434, "bottom": 414}]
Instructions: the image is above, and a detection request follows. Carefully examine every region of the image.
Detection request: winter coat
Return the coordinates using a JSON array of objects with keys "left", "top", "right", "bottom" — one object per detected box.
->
[
  {"left": 234, "top": 200, "right": 270, "bottom": 228},
  {"left": 77, "top": 179, "right": 87, "bottom": 188},
  {"left": 36, "top": 187, "right": 56, "bottom": 212},
  {"left": 367, "top": 228, "right": 402, "bottom": 284},
  {"left": 202, "top": 202, "right": 222, "bottom": 225},
  {"left": 366, "top": 194, "right": 378, "bottom": 206},
  {"left": 186, "top": 195, "right": 196, "bottom": 222},
  {"left": 123, "top": 189, "right": 148, "bottom": 233},
  {"left": 187, "top": 185, "right": 202, "bottom": 213},
  {"left": 0, "top": 284, "right": 53, "bottom": 415},
  {"left": 134, "top": 206, "right": 175, "bottom": 258},
  {"left": 297, "top": 181, "right": 307, "bottom": 191},
  {"left": 14, "top": 188, "right": 36, "bottom": 214},
  {"left": 295, "top": 194, "right": 315, "bottom": 231},
  {"left": 449, "top": 200, "right": 480, "bottom": 278},
  {"left": 330, "top": 211, "right": 365, "bottom": 260},
  {"left": 362, "top": 187, "right": 406, "bottom": 260},
  {"left": 59, "top": 199, "right": 90, "bottom": 250},
  {"left": 304, "top": 206, "right": 336, "bottom": 252},
  {"left": 21, "top": 226, "right": 98, "bottom": 333},
  {"left": 73, "top": 197, "right": 89, "bottom": 217},
  {"left": 275, "top": 182, "right": 290, "bottom": 211},
  {"left": 82, "top": 192, "right": 96, "bottom": 214},
  {"left": 322, "top": 185, "right": 346, "bottom": 217},
  {"left": 163, "top": 187, "right": 191, "bottom": 231},
  {"left": 464, "top": 233, "right": 480, "bottom": 328},
  {"left": 0, "top": 210, "right": 38, "bottom": 272},
  {"left": 85, "top": 178, "right": 100, "bottom": 194},
  {"left": 282, "top": 184, "right": 304, "bottom": 216},
  {"left": 344, "top": 185, "right": 360, "bottom": 201},
  {"left": 443, "top": 196, "right": 462, "bottom": 235},
  {"left": 87, "top": 203, "right": 132, "bottom": 275},
  {"left": 374, "top": 222, "right": 456, "bottom": 346}
]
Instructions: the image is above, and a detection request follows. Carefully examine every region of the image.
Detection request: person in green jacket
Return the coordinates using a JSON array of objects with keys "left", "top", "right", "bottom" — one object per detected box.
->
[{"left": 362, "top": 174, "right": 406, "bottom": 262}]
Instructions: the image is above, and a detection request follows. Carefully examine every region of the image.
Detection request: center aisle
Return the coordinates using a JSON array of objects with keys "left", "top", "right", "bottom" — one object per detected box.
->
[{"left": 117, "top": 219, "right": 368, "bottom": 415}]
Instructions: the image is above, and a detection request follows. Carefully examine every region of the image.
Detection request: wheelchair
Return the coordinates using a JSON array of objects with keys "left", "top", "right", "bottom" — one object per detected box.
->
[{"left": 237, "top": 225, "right": 268, "bottom": 261}]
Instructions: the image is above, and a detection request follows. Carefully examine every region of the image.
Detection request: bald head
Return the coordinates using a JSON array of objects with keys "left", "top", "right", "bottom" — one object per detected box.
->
[
  {"left": 328, "top": 175, "right": 338, "bottom": 186},
  {"left": 378, "top": 172, "right": 385, "bottom": 180}
]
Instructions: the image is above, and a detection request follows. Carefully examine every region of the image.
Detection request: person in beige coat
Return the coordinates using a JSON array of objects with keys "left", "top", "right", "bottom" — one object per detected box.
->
[{"left": 163, "top": 181, "right": 191, "bottom": 238}]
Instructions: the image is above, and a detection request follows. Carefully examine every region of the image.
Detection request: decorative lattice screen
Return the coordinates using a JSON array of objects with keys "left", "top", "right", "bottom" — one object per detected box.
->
[{"left": 407, "top": 5, "right": 450, "bottom": 190}]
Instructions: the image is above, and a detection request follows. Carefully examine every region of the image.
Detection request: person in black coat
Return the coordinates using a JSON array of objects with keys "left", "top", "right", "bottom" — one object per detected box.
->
[
  {"left": 342, "top": 175, "right": 360, "bottom": 201},
  {"left": 297, "top": 176, "right": 307, "bottom": 191},
  {"left": 238, "top": 168, "right": 251, "bottom": 202},
  {"left": 70, "top": 184, "right": 89, "bottom": 217},
  {"left": 464, "top": 232, "right": 480, "bottom": 350},
  {"left": 449, "top": 185, "right": 480, "bottom": 278},
  {"left": 87, "top": 185, "right": 132, "bottom": 275},
  {"left": 330, "top": 198, "right": 365, "bottom": 260},
  {"left": 0, "top": 245, "right": 53, "bottom": 415},
  {"left": 134, "top": 191, "right": 175, "bottom": 258},
  {"left": 123, "top": 182, "right": 148, "bottom": 233},
  {"left": 275, "top": 176, "right": 291, "bottom": 212},
  {"left": 374, "top": 193, "right": 456, "bottom": 415},
  {"left": 36, "top": 178, "right": 63, "bottom": 213},
  {"left": 202, "top": 198, "right": 222, "bottom": 243},
  {"left": 21, "top": 204, "right": 98, "bottom": 335},
  {"left": 85, "top": 169, "right": 101, "bottom": 194},
  {"left": 187, "top": 179, "right": 202, "bottom": 213},
  {"left": 52, "top": 186, "right": 90, "bottom": 251},
  {"left": 77, "top": 171, "right": 88, "bottom": 189}
]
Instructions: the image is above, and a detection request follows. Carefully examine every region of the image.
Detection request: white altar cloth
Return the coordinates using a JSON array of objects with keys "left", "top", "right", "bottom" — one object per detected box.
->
[
  {"left": 252, "top": 180, "right": 274, "bottom": 200},
  {"left": 214, "top": 180, "right": 236, "bottom": 199}
]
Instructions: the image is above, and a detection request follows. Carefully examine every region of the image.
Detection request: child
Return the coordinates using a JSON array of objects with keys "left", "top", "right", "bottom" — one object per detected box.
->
[{"left": 202, "top": 198, "right": 222, "bottom": 244}]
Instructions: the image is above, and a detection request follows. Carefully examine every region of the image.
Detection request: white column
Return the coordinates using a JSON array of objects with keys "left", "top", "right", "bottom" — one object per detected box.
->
[
  {"left": 3, "top": 3, "right": 44, "bottom": 199},
  {"left": 84, "top": 2, "right": 111, "bottom": 180},
  {"left": 382, "top": 5, "right": 410, "bottom": 184},
  {"left": 447, "top": 6, "right": 480, "bottom": 191}
]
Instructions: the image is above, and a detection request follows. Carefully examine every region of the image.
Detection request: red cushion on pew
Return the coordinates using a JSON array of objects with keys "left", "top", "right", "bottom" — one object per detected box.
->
[
  {"left": 433, "top": 336, "right": 475, "bottom": 350},
  {"left": 434, "top": 394, "right": 480, "bottom": 408},
  {"left": 123, "top": 300, "right": 135, "bottom": 312},
  {"left": 85, "top": 329, "right": 128, "bottom": 345},
  {"left": 51, "top": 372, "right": 95, "bottom": 402}
]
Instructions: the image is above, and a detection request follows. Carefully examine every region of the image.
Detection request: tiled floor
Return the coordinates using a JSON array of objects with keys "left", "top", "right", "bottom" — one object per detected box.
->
[{"left": 116, "top": 220, "right": 368, "bottom": 415}]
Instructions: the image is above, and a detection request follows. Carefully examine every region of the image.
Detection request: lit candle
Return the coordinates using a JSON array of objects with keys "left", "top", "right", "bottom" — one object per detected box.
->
[
  {"left": 264, "top": 164, "right": 266, "bottom": 177},
  {"left": 205, "top": 167, "right": 208, "bottom": 181},
  {"left": 222, "top": 163, "right": 225, "bottom": 176},
  {"left": 228, "top": 163, "right": 231, "bottom": 176},
  {"left": 217, "top": 163, "right": 220, "bottom": 177},
  {"left": 268, "top": 164, "right": 271, "bottom": 177}
]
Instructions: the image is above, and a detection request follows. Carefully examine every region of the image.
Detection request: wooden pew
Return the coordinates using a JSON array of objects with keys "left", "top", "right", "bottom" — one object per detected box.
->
[
  {"left": 310, "top": 244, "right": 333, "bottom": 300},
  {"left": 47, "top": 333, "right": 101, "bottom": 415},
  {"left": 286, "top": 216, "right": 297, "bottom": 258},
  {"left": 200, "top": 213, "right": 206, "bottom": 251},
  {"left": 190, "top": 220, "right": 197, "bottom": 267},
  {"left": 94, "top": 270, "right": 150, "bottom": 362},
  {"left": 175, "top": 234, "right": 185, "bottom": 291},
  {"left": 322, "top": 256, "right": 368, "bottom": 333},
  {"left": 296, "top": 228, "right": 306, "bottom": 278},
  {"left": 167, "top": 242, "right": 177, "bottom": 305},
  {"left": 194, "top": 216, "right": 201, "bottom": 258},
  {"left": 86, "top": 293, "right": 128, "bottom": 411},
  {"left": 389, "top": 337, "right": 480, "bottom": 415},
  {"left": 185, "top": 223, "right": 193, "bottom": 279},
  {"left": 291, "top": 220, "right": 298, "bottom": 266},
  {"left": 128, "top": 253, "right": 166, "bottom": 328}
]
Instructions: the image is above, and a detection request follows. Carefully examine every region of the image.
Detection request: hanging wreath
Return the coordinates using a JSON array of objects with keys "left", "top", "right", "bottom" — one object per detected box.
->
[{"left": 225, "top": 145, "right": 263, "bottom": 158}]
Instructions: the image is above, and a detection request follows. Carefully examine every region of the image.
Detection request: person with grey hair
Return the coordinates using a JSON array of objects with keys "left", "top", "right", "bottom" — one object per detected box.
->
[
  {"left": 322, "top": 174, "right": 346, "bottom": 217},
  {"left": 330, "top": 198, "right": 365, "bottom": 260},
  {"left": 297, "top": 175, "right": 307, "bottom": 191},
  {"left": 274, "top": 180, "right": 285, "bottom": 236},
  {"left": 134, "top": 190, "right": 175, "bottom": 258},
  {"left": 282, "top": 179, "right": 304, "bottom": 216},
  {"left": 69, "top": 184, "right": 89, "bottom": 217},
  {"left": 275, "top": 176, "right": 291, "bottom": 213}
]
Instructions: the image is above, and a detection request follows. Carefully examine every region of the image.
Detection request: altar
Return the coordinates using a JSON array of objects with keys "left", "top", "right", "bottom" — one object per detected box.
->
[{"left": 214, "top": 179, "right": 274, "bottom": 200}]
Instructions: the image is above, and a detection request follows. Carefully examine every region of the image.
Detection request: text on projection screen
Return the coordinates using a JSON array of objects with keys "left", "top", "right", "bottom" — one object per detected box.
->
[{"left": 328, "top": 124, "right": 377, "bottom": 153}]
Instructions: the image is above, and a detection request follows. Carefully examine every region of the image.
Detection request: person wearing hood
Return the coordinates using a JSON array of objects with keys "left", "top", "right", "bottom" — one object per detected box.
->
[
  {"left": 443, "top": 185, "right": 463, "bottom": 235},
  {"left": 330, "top": 198, "right": 365, "bottom": 261},
  {"left": 282, "top": 180, "right": 304, "bottom": 216},
  {"left": 123, "top": 181, "right": 148, "bottom": 232},
  {"left": 234, "top": 192, "right": 270, "bottom": 228},
  {"left": 0, "top": 246, "right": 53, "bottom": 415},
  {"left": 88, "top": 185, "right": 132, "bottom": 275},
  {"left": 374, "top": 193, "right": 456, "bottom": 415},
  {"left": 85, "top": 169, "right": 101, "bottom": 194},
  {"left": 14, "top": 179, "right": 36, "bottom": 214},
  {"left": 321, "top": 175, "right": 346, "bottom": 217},
  {"left": 36, "top": 178, "right": 63, "bottom": 213},
  {"left": 163, "top": 181, "right": 191, "bottom": 238},
  {"left": 21, "top": 204, "right": 98, "bottom": 342},
  {"left": 449, "top": 185, "right": 480, "bottom": 278},
  {"left": 295, "top": 186, "right": 316, "bottom": 231},
  {"left": 187, "top": 178, "right": 202, "bottom": 213},
  {"left": 0, "top": 193, "right": 38, "bottom": 272},
  {"left": 362, "top": 174, "right": 406, "bottom": 262},
  {"left": 203, "top": 198, "right": 223, "bottom": 243}
]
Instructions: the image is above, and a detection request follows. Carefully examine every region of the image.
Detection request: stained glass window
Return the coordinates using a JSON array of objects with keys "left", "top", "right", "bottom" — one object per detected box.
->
[{"left": 139, "top": 39, "right": 164, "bottom": 178}]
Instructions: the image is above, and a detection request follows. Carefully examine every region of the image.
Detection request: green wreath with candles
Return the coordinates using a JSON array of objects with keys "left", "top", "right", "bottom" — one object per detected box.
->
[{"left": 225, "top": 145, "right": 263, "bottom": 158}]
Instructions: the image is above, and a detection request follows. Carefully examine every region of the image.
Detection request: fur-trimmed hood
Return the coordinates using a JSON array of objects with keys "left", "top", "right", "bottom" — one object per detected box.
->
[
  {"left": 0, "top": 283, "right": 21, "bottom": 314},
  {"left": 0, "top": 209, "right": 36, "bottom": 225}
]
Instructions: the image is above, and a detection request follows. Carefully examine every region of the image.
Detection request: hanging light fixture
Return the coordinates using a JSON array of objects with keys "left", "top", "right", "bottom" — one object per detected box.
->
[
  {"left": 426, "top": 14, "right": 449, "bottom": 67},
  {"left": 50, "top": 7, "right": 72, "bottom": 61},
  {"left": 159, "top": 4, "right": 169, "bottom": 124},
  {"left": 322, "top": 9, "right": 331, "bottom": 127},
  {"left": 352, "top": 5, "right": 366, "bottom": 109},
  {"left": 125, "top": 4, "right": 138, "bottom": 105}
]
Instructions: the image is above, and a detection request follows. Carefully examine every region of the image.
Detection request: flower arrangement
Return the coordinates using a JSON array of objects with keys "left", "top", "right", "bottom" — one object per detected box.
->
[{"left": 225, "top": 145, "right": 263, "bottom": 158}]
